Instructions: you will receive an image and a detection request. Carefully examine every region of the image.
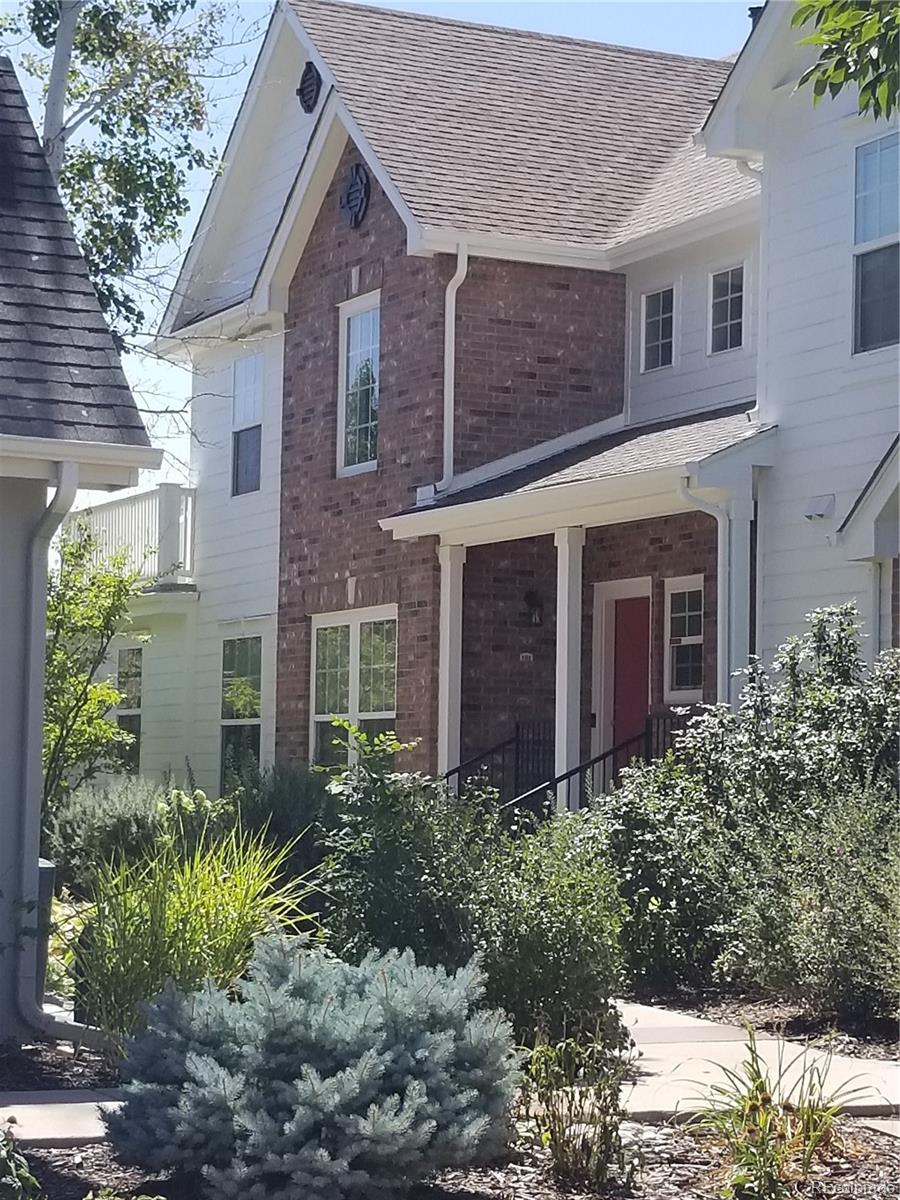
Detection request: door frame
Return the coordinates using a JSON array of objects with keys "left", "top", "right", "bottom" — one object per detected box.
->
[{"left": 591, "top": 577, "right": 653, "bottom": 758}]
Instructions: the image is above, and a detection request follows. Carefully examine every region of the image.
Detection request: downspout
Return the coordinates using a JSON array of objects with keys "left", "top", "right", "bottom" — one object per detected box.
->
[
  {"left": 17, "top": 461, "right": 105, "bottom": 1046},
  {"left": 677, "top": 475, "right": 731, "bottom": 703},
  {"left": 436, "top": 244, "right": 469, "bottom": 493}
]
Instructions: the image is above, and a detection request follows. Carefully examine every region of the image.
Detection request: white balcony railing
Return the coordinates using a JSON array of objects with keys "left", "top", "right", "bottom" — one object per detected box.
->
[{"left": 67, "top": 483, "right": 196, "bottom": 586}]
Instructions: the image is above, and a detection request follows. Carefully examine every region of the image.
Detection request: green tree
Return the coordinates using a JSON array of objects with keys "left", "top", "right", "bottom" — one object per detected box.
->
[
  {"left": 793, "top": 0, "right": 899, "bottom": 120},
  {"left": 43, "top": 522, "right": 146, "bottom": 814},
  {"left": 2, "top": 0, "right": 246, "bottom": 339}
]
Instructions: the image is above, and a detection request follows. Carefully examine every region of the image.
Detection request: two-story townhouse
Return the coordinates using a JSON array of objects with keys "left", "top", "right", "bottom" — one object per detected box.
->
[{"left": 78, "top": 0, "right": 897, "bottom": 804}]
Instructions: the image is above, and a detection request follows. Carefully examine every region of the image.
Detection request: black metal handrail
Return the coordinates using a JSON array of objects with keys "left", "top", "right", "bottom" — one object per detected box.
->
[
  {"left": 444, "top": 719, "right": 555, "bottom": 802},
  {"left": 443, "top": 734, "right": 516, "bottom": 792}
]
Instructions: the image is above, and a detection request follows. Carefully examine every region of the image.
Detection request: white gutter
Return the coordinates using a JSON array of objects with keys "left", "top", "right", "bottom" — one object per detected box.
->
[
  {"left": 436, "top": 244, "right": 469, "bottom": 494},
  {"left": 18, "top": 461, "right": 107, "bottom": 1048},
  {"left": 677, "top": 475, "right": 731, "bottom": 703}
]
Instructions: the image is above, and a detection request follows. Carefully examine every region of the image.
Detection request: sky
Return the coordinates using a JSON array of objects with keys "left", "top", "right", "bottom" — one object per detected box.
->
[{"left": 10, "top": 0, "right": 756, "bottom": 490}]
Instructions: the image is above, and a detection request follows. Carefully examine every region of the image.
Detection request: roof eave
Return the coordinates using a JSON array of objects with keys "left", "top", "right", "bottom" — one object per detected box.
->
[{"left": 0, "top": 434, "right": 162, "bottom": 489}]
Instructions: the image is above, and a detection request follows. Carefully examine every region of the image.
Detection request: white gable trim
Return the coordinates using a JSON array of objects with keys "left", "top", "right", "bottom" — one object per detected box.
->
[{"left": 836, "top": 438, "right": 899, "bottom": 561}]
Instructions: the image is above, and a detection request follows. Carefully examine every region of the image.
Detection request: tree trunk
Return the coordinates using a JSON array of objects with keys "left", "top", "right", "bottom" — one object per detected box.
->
[{"left": 42, "top": 0, "right": 85, "bottom": 179}]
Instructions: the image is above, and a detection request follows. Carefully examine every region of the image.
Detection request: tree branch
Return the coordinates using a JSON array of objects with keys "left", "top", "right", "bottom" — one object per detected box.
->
[{"left": 42, "top": 0, "right": 90, "bottom": 178}]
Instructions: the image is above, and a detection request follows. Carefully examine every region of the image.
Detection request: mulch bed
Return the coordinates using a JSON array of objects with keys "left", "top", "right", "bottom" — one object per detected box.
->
[
  {"left": 651, "top": 991, "right": 899, "bottom": 1063},
  {"left": 0, "top": 1043, "right": 117, "bottom": 1092},
  {"left": 25, "top": 1121, "right": 900, "bottom": 1199}
]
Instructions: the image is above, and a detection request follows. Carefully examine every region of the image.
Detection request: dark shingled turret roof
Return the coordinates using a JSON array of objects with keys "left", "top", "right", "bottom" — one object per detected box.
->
[{"left": 0, "top": 57, "right": 150, "bottom": 446}]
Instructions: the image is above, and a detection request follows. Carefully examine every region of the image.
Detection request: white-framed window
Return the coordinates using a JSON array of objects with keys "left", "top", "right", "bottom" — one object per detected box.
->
[
  {"left": 641, "top": 286, "right": 674, "bottom": 371},
  {"left": 853, "top": 132, "right": 899, "bottom": 355},
  {"left": 709, "top": 264, "right": 744, "bottom": 353},
  {"left": 664, "top": 576, "right": 704, "bottom": 705},
  {"left": 337, "top": 291, "right": 381, "bottom": 475},
  {"left": 221, "top": 635, "right": 262, "bottom": 785},
  {"left": 116, "top": 646, "right": 142, "bottom": 774},
  {"left": 310, "top": 605, "right": 397, "bottom": 764},
  {"left": 231, "top": 353, "right": 263, "bottom": 496}
]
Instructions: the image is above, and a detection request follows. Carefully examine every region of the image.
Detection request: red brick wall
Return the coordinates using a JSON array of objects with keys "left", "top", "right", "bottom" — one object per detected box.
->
[
  {"left": 458, "top": 512, "right": 718, "bottom": 763},
  {"left": 454, "top": 259, "right": 625, "bottom": 472},
  {"left": 277, "top": 141, "right": 447, "bottom": 768}
]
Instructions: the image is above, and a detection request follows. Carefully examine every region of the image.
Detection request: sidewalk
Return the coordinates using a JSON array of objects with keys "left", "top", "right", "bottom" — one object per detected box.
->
[
  {"left": 620, "top": 1002, "right": 900, "bottom": 1121},
  {"left": 0, "top": 1089, "right": 118, "bottom": 1148}
]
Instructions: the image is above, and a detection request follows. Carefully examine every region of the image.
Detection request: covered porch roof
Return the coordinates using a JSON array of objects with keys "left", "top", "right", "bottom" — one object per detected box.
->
[{"left": 381, "top": 404, "right": 777, "bottom": 546}]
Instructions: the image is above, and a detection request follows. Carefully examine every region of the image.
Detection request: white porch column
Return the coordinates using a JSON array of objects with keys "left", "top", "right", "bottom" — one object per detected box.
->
[
  {"left": 728, "top": 496, "right": 754, "bottom": 706},
  {"left": 436, "top": 544, "right": 466, "bottom": 777},
  {"left": 554, "top": 527, "right": 585, "bottom": 809}
]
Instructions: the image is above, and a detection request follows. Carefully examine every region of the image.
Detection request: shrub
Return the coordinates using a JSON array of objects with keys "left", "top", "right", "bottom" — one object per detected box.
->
[
  {"left": 525, "top": 1029, "right": 639, "bottom": 1188},
  {"left": 0, "top": 1123, "right": 41, "bottom": 1200},
  {"left": 106, "top": 937, "right": 520, "bottom": 1199},
  {"left": 73, "top": 827, "right": 312, "bottom": 1049}
]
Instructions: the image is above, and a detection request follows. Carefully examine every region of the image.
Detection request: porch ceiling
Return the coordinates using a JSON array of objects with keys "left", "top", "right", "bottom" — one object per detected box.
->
[{"left": 382, "top": 405, "right": 777, "bottom": 547}]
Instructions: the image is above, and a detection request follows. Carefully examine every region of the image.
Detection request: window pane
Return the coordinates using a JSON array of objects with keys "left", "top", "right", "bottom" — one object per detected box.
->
[
  {"left": 856, "top": 134, "right": 900, "bottom": 244},
  {"left": 221, "top": 724, "right": 261, "bottom": 790},
  {"left": 222, "top": 636, "right": 262, "bottom": 719},
  {"left": 117, "top": 647, "right": 142, "bottom": 709},
  {"left": 359, "top": 619, "right": 397, "bottom": 713},
  {"left": 314, "top": 719, "right": 348, "bottom": 767},
  {"left": 315, "top": 625, "right": 350, "bottom": 715},
  {"left": 233, "top": 354, "right": 263, "bottom": 427},
  {"left": 671, "top": 644, "right": 703, "bottom": 691},
  {"left": 232, "top": 425, "right": 262, "bottom": 496},
  {"left": 711, "top": 324, "right": 729, "bottom": 353},
  {"left": 644, "top": 288, "right": 673, "bottom": 370},
  {"left": 343, "top": 305, "right": 380, "bottom": 468},
  {"left": 855, "top": 244, "right": 900, "bottom": 353},
  {"left": 117, "top": 713, "right": 141, "bottom": 774},
  {"left": 646, "top": 291, "right": 661, "bottom": 319}
]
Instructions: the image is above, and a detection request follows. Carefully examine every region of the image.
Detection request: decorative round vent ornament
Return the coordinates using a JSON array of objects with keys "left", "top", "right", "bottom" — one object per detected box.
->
[
  {"left": 340, "top": 163, "right": 370, "bottom": 228},
  {"left": 296, "top": 62, "right": 322, "bottom": 113}
]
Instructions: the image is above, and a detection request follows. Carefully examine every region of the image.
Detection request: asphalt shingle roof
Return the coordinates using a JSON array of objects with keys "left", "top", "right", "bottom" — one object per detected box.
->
[
  {"left": 290, "top": 0, "right": 758, "bottom": 251},
  {"left": 427, "top": 404, "right": 770, "bottom": 509},
  {"left": 0, "top": 57, "right": 150, "bottom": 446}
]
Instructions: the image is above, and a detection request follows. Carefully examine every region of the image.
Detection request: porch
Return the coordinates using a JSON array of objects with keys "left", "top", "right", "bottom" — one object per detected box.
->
[{"left": 382, "top": 405, "right": 777, "bottom": 808}]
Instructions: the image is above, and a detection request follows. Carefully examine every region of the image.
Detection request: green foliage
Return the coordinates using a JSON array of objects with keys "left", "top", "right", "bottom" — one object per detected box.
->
[
  {"left": 525, "top": 1030, "right": 640, "bottom": 1188},
  {"left": 594, "top": 606, "right": 900, "bottom": 1015},
  {"left": 4, "top": 0, "right": 237, "bottom": 338},
  {"left": 691, "top": 1027, "right": 862, "bottom": 1199},
  {"left": 43, "top": 523, "right": 145, "bottom": 816},
  {"left": 106, "top": 937, "right": 521, "bottom": 1198},
  {"left": 72, "top": 825, "right": 312, "bottom": 1051},
  {"left": 324, "top": 728, "right": 624, "bottom": 1041},
  {"left": 793, "top": 0, "right": 899, "bottom": 121},
  {"left": 0, "top": 1122, "right": 41, "bottom": 1200}
]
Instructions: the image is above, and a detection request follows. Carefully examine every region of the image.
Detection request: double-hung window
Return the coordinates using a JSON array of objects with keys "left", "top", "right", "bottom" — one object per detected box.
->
[
  {"left": 664, "top": 576, "right": 704, "bottom": 705},
  {"left": 337, "top": 292, "right": 380, "bottom": 474},
  {"left": 116, "top": 646, "right": 142, "bottom": 774},
  {"left": 710, "top": 265, "right": 744, "bottom": 353},
  {"left": 311, "top": 606, "right": 397, "bottom": 764},
  {"left": 854, "top": 133, "right": 899, "bottom": 354},
  {"left": 642, "top": 287, "right": 674, "bottom": 371},
  {"left": 232, "top": 354, "right": 263, "bottom": 496},
  {"left": 221, "top": 636, "right": 262, "bottom": 784}
]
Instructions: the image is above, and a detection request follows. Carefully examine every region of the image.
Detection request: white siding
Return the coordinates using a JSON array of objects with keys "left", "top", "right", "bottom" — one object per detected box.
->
[
  {"left": 625, "top": 227, "right": 759, "bottom": 426},
  {"left": 755, "top": 86, "right": 898, "bottom": 661}
]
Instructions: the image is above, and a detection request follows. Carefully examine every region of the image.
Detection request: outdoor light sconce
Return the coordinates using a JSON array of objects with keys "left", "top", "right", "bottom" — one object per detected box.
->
[{"left": 524, "top": 590, "right": 544, "bottom": 626}]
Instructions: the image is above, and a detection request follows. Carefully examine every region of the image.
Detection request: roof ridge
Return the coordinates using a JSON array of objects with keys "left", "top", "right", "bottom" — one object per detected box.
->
[{"left": 291, "top": 0, "right": 738, "bottom": 71}]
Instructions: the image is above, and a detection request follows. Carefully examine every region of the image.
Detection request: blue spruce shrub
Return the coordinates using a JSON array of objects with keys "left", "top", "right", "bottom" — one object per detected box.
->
[{"left": 106, "top": 936, "right": 520, "bottom": 1198}]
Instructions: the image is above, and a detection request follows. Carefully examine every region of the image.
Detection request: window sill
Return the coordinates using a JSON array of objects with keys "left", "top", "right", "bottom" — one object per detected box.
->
[
  {"left": 337, "top": 460, "right": 378, "bottom": 479},
  {"left": 664, "top": 689, "right": 703, "bottom": 706}
]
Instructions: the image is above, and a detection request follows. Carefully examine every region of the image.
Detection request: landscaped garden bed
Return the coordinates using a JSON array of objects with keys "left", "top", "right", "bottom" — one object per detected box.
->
[
  {"left": 0, "top": 1044, "right": 116, "bottom": 1092},
  {"left": 24, "top": 1121, "right": 900, "bottom": 1200}
]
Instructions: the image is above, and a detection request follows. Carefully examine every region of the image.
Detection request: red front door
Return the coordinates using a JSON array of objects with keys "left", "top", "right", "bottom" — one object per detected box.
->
[{"left": 612, "top": 595, "right": 650, "bottom": 746}]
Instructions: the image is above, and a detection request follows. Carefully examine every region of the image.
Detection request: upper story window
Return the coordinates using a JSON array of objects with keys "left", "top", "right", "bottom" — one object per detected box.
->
[
  {"left": 664, "top": 576, "right": 704, "bottom": 705},
  {"left": 710, "top": 265, "right": 744, "bottom": 353},
  {"left": 232, "top": 354, "right": 262, "bottom": 496},
  {"left": 221, "top": 634, "right": 262, "bottom": 786},
  {"left": 338, "top": 291, "right": 381, "bottom": 475},
  {"left": 642, "top": 286, "right": 674, "bottom": 371},
  {"left": 854, "top": 133, "right": 899, "bottom": 354},
  {"left": 116, "top": 646, "right": 142, "bottom": 774}
]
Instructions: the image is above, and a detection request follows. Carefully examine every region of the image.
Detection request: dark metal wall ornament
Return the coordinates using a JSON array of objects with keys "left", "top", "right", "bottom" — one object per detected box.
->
[
  {"left": 296, "top": 62, "right": 322, "bottom": 113},
  {"left": 340, "top": 163, "right": 370, "bottom": 228}
]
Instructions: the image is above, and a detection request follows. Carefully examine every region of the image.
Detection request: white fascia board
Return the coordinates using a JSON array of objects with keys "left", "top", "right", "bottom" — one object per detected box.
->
[
  {"left": 605, "top": 195, "right": 760, "bottom": 270},
  {"left": 381, "top": 466, "right": 729, "bottom": 547},
  {"left": 416, "top": 224, "right": 610, "bottom": 271},
  {"left": 0, "top": 435, "right": 162, "bottom": 489},
  {"left": 689, "top": 424, "right": 778, "bottom": 490},
  {"left": 152, "top": 302, "right": 284, "bottom": 362},
  {"left": 159, "top": 7, "right": 286, "bottom": 340},
  {"left": 836, "top": 439, "right": 899, "bottom": 560}
]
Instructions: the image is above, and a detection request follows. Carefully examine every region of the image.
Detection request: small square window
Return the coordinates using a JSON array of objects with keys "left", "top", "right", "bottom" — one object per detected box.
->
[
  {"left": 232, "top": 425, "right": 261, "bottom": 496},
  {"left": 710, "top": 266, "right": 743, "bottom": 353},
  {"left": 643, "top": 287, "right": 674, "bottom": 371}
]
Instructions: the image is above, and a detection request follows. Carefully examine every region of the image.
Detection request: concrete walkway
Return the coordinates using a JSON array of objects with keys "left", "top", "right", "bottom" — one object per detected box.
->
[
  {"left": 620, "top": 1002, "right": 900, "bottom": 1121},
  {"left": 0, "top": 1089, "right": 118, "bottom": 1148}
]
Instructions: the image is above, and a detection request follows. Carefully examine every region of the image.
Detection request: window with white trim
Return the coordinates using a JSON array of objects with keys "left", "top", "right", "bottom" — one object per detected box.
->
[
  {"left": 664, "top": 577, "right": 704, "bottom": 704},
  {"left": 311, "top": 607, "right": 397, "bottom": 764},
  {"left": 231, "top": 354, "right": 262, "bottom": 496},
  {"left": 221, "top": 635, "right": 262, "bottom": 785},
  {"left": 642, "top": 287, "right": 674, "bottom": 371},
  {"left": 853, "top": 133, "right": 899, "bottom": 354},
  {"left": 710, "top": 265, "right": 744, "bottom": 353},
  {"left": 116, "top": 646, "right": 142, "bottom": 774},
  {"left": 338, "top": 293, "right": 380, "bottom": 474}
]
